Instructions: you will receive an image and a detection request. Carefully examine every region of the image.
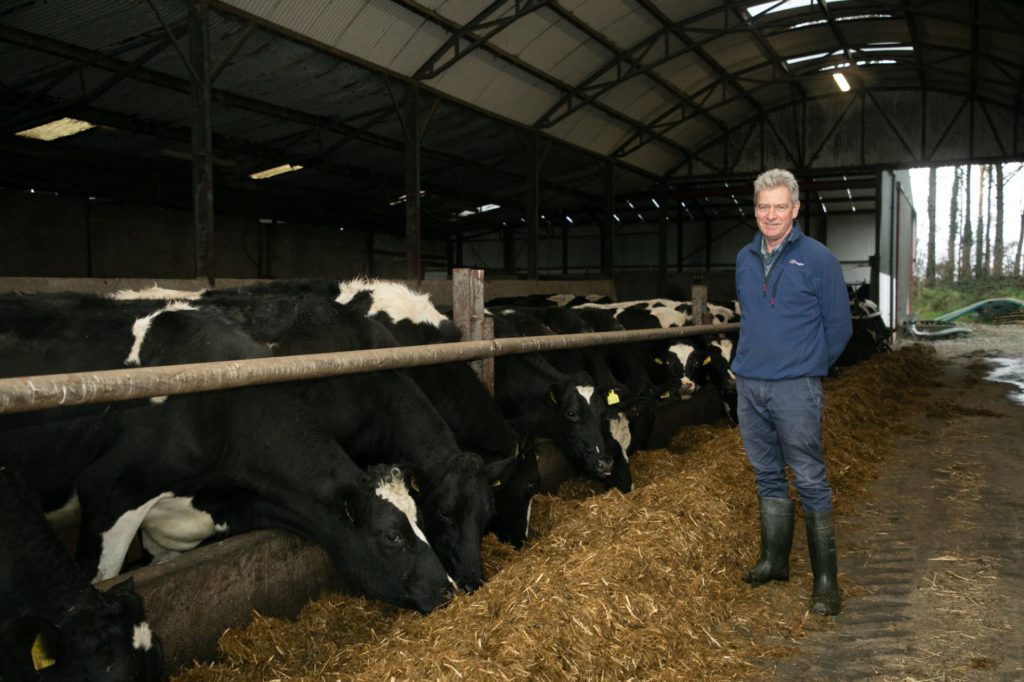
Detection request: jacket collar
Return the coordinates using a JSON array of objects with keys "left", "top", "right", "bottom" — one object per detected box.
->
[{"left": 747, "top": 221, "right": 804, "bottom": 254}]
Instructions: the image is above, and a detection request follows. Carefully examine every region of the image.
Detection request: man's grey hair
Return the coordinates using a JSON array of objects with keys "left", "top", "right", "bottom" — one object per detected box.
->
[{"left": 753, "top": 168, "right": 799, "bottom": 204}]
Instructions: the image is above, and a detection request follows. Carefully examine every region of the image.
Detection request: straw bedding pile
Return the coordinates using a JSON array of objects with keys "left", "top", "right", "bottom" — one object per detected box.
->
[{"left": 175, "top": 345, "right": 940, "bottom": 681}]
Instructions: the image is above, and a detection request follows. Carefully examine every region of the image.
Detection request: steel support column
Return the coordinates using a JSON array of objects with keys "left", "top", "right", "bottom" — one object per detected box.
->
[
  {"left": 657, "top": 189, "right": 667, "bottom": 296},
  {"left": 404, "top": 85, "right": 422, "bottom": 282},
  {"left": 602, "top": 160, "right": 615, "bottom": 279},
  {"left": 526, "top": 133, "right": 539, "bottom": 279},
  {"left": 188, "top": 0, "right": 214, "bottom": 285}
]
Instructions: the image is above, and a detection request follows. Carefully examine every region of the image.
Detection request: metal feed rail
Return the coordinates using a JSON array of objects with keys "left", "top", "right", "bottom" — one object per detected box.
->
[{"left": 0, "top": 323, "right": 738, "bottom": 414}]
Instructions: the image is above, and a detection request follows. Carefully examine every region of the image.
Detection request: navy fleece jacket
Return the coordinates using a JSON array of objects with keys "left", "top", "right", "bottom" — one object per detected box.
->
[{"left": 732, "top": 224, "right": 852, "bottom": 380}]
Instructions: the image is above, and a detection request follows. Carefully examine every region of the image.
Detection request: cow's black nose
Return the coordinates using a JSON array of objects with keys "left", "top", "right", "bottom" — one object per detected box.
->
[{"left": 597, "top": 457, "right": 614, "bottom": 475}]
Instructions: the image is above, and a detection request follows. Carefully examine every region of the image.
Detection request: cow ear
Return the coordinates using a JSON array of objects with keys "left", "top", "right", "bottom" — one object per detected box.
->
[
  {"left": 483, "top": 455, "right": 516, "bottom": 487},
  {"left": 0, "top": 615, "right": 61, "bottom": 673},
  {"left": 337, "top": 486, "right": 365, "bottom": 527}
]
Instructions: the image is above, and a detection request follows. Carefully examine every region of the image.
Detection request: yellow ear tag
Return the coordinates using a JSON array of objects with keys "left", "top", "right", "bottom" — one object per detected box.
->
[
  {"left": 703, "top": 356, "right": 712, "bottom": 366},
  {"left": 659, "top": 390, "right": 671, "bottom": 400},
  {"left": 654, "top": 357, "right": 664, "bottom": 365},
  {"left": 32, "top": 634, "right": 56, "bottom": 671},
  {"left": 491, "top": 479, "right": 502, "bottom": 488},
  {"left": 606, "top": 389, "right": 620, "bottom": 406}
]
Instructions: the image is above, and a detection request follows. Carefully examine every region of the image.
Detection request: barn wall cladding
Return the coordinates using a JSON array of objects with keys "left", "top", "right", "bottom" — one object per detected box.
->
[{"left": 0, "top": 190, "right": 374, "bottom": 279}]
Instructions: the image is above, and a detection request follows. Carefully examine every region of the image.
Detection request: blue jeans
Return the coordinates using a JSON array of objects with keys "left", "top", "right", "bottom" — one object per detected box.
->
[{"left": 736, "top": 376, "right": 833, "bottom": 512}]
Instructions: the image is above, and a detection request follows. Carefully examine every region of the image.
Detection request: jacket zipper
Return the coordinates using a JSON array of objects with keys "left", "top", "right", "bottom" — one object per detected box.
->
[{"left": 761, "top": 241, "right": 790, "bottom": 308}]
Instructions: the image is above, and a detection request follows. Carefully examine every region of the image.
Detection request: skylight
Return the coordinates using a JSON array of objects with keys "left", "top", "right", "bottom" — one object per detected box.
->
[
  {"left": 16, "top": 117, "right": 96, "bottom": 141},
  {"left": 785, "top": 51, "right": 833, "bottom": 65},
  {"left": 748, "top": 0, "right": 851, "bottom": 18}
]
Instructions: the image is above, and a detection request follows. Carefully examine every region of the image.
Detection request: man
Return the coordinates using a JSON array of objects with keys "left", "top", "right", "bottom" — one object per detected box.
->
[{"left": 731, "top": 168, "right": 852, "bottom": 616}]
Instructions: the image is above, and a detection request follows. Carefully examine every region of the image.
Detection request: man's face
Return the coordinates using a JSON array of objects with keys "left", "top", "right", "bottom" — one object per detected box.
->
[{"left": 755, "top": 185, "right": 800, "bottom": 249}]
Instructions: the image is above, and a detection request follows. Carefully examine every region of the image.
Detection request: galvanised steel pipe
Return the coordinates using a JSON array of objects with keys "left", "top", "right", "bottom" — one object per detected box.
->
[{"left": 0, "top": 322, "right": 738, "bottom": 414}]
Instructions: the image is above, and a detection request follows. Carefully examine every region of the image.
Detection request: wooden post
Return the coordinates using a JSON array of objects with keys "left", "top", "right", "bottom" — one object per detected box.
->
[
  {"left": 691, "top": 282, "right": 711, "bottom": 325},
  {"left": 451, "top": 268, "right": 493, "bottom": 394}
]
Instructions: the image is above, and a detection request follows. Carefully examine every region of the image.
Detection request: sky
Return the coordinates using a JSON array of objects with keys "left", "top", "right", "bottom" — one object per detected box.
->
[{"left": 908, "top": 163, "right": 1024, "bottom": 266}]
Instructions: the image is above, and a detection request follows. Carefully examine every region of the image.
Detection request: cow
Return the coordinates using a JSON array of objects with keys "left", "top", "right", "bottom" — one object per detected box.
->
[
  {"left": 0, "top": 465, "right": 166, "bottom": 681},
  {"left": 484, "top": 293, "right": 613, "bottom": 308},
  {"left": 837, "top": 289, "right": 892, "bottom": 366},
  {"left": 329, "top": 278, "right": 542, "bottom": 548},
  {"left": 575, "top": 301, "right": 708, "bottom": 399},
  {"left": 0, "top": 293, "right": 454, "bottom": 613},
  {"left": 570, "top": 306, "right": 660, "bottom": 452},
  {"left": 118, "top": 281, "right": 539, "bottom": 555},
  {"left": 485, "top": 312, "right": 614, "bottom": 490},
  {"left": 491, "top": 307, "right": 633, "bottom": 493}
]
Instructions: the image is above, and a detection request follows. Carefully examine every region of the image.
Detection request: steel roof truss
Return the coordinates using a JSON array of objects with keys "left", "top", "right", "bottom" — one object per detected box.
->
[{"left": 412, "top": 0, "right": 552, "bottom": 80}]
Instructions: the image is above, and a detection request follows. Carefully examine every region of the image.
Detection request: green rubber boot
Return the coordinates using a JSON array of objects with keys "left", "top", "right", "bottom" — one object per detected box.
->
[
  {"left": 743, "top": 497, "right": 795, "bottom": 586},
  {"left": 806, "top": 509, "right": 841, "bottom": 616}
]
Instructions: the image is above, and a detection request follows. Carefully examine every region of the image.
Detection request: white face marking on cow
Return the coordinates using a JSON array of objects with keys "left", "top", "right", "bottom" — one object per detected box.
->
[
  {"left": 375, "top": 467, "right": 430, "bottom": 546},
  {"left": 336, "top": 278, "right": 447, "bottom": 327},
  {"left": 712, "top": 338, "right": 734, "bottom": 362},
  {"left": 140, "top": 495, "right": 222, "bottom": 553},
  {"left": 576, "top": 385, "right": 595, "bottom": 403},
  {"left": 650, "top": 307, "right": 689, "bottom": 328},
  {"left": 712, "top": 339, "right": 737, "bottom": 381},
  {"left": 524, "top": 498, "right": 533, "bottom": 539},
  {"left": 668, "top": 344, "right": 698, "bottom": 393},
  {"left": 125, "top": 302, "right": 197, "bottom": 366},
  {"left": 110, "top": 286, "right": 204, "bottom": 301},
  {"left": 97, "top": 493, "right": 174, "bottom": 582},
  {"left": 132, "top": 622, "right": 153, "bottom": 651},
  {"left": 608, "top": 412, "right": 631, "bottom": 461}
]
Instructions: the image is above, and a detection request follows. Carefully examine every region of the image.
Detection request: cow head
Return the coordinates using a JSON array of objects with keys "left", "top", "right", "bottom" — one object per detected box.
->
[
  {"left": 407, "top": 453, "right": 494, "bottom": 593},
  {"left": 546, "top": 380, "right": 613, "bottom": 479},
  {"left": 654, "top": 340, "right": 706, "bottom": 398},
  {"left": 0, "top": 579, "right": 165, "bottom": 682},
  {"left": 483, "top": 438, "right": 541, "bottom": 549},
  {"left": 335, "top": 465, "right": 454, "bottom": 613}
]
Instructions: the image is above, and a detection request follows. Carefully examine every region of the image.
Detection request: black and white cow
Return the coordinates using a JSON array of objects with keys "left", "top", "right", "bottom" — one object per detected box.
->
[
  {"left": 0, "top": 465, "right": 165, "bottom": 682},
  {"left": 486, "top": 313, "right": 614, "bottom": 489},
  {"left": 484, "top": 293, "right": 613, "bottom": 308},
  {"left": 491, "top": 308, "right": 633, "bottom": 493},
  {"left": 570, "top": 306, "right": 660, "bottom": 452},
  {"left": 837, "top": 289, "right": 892, "bottom": 367},
  {"left": 575, "top": 300, "right": 709, "bottom": 399},
  {"left": 119, "top": 281, "right": 540, "bottom": 555},
  {"left": 329, "top": 278, "right": 542, "bottom": 548},
  {"left": 0, "top": 293, "right": 453, "bottom": 613}
]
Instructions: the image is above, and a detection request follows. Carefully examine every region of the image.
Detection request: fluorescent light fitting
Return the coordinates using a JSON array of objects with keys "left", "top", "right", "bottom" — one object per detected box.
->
[
  {"left": 16, "top": 117, "right": 96, "bottom": 141},
  {"left": 566, "top": 215, "right": 574, "bottom": 224},
  {"left": 651, "top": 198, "right": 660, "bottom": 208},
  {"left": 832, "top": 72, "right": 852, "bottom": 92},
  {"left": 612, "top": 213, "right": 621, "bottom": 223},
  {"left": 478, "top": 203, "right": 500, "bottom": 213},
  {"left": 250, "top": 163, "right": 303, "bottom": 180},
  {"left": 388, "top": 189, "right": 427, "bottom": 206}
]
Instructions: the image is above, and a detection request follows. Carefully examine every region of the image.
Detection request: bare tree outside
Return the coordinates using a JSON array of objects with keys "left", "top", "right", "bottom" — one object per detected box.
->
[
  {"left": 926, "top": 166, "right": 937, "bottom": 283},
  {"left": 946, "top": 166, "right": 961, "bottom": 281}
]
